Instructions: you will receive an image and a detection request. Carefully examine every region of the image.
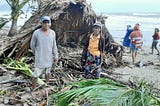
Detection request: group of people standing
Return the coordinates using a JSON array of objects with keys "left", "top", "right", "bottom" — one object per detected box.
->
[
  {"left": 29, "top": 15, "right": 160, "bottom": 89},
  {"left": 123, "top": 23, "right": 160, "bottom": 64},
  {"left": 30, "top": 16, "right": 105, "bottom": 89}
]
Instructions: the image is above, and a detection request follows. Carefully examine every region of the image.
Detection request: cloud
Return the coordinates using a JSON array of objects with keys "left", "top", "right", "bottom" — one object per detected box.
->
[
  {"left": 0, "top": 0, "right": 7, "bottom": 6},
  {"left": 87, "top": 0, "right": 160, "bottom": 13}
]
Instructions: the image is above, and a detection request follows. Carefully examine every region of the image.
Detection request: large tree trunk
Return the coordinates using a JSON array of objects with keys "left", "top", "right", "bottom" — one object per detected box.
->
[
  {"left": 6, "top": 0, "right": 29, "bottom": 37},
  {"left": 8, "top": 19, "right": 18, "bottom": 37}
]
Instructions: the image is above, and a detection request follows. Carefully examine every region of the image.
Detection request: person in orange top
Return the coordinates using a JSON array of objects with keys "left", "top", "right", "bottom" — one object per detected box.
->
[
  {"left": 130, "top": 23, "right": 143, "bottom": 64},
  {"left": 81, "top": 22, "right": 105, "bottom": 78},
  {"left": 151, "top": 28, "right": 160, "bottom": 55}
]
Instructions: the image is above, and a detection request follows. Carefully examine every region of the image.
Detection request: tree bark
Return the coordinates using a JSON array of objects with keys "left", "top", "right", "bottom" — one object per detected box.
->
[{"left": 8, "top": 19, "right": 18, "bottom": 37}]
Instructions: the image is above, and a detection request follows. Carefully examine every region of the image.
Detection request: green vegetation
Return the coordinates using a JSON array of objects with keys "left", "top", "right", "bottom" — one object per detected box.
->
[
  {"left": 0, "top": 0, "right": 39, "bottom": 31},
  {"left": 49, "top": 78, "right": 160, "bottom": 106},
  {"left": 5, "top": 0, "right": 30, "bottom": 36},
  {"left": 3, "top": 57, "right": 45, "bottom": 85},
  {"left": 0, "top": 18, "right": 9, "bottom": 29}
]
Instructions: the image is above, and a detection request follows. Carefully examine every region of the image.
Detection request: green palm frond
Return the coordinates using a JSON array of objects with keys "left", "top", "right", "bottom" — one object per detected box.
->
[
  {"left": 56, "top": 85, "right": 127, "bottom": 106},
  {"left": 0, "top": 20, "right": 8, "bottom": 29},
  {"left": 6, "top": 0, "right": 30, "bottom": 20},
  {"left": 50, "top": 79, "right": 160, "bottom": 106},
  {"left": 73, "top": 78, "right": 126, "bottom": 88},
  {"left": 3, "top": 57, "right": 45, "bottom": 85},
  {"left": 110, "top": 81, "right": 160, "bottom": 106},
  {"left": 49, "top": 79, "right": 128, "bottom": 106},
  {"left": 0, "top": 18, "right": 9, "bottom": 29}
]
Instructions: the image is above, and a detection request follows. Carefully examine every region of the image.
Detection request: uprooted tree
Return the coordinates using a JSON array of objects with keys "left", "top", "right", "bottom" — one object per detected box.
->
[{"left": 0, "top": 0, "right": 123, "bottom": 67}]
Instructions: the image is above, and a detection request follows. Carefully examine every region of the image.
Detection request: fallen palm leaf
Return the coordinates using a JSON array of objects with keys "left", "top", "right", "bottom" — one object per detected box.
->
[
  {"left": 49, "top": 79, "right": 160, "bottom": 106},
  {"left": 3, "top": 58, "right": 45, "bottom": 85},
  {"left": 0, "top": 90, "right": 7, "bottom": 95}
]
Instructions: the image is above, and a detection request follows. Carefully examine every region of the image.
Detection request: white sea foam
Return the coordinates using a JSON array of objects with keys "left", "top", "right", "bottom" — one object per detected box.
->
[{"left": 132, "top": 12, "right": 160, "bottom": 17}]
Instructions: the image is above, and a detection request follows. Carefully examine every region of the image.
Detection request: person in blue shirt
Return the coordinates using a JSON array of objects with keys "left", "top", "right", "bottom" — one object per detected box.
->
[{"left": 122, "top": 25, "right": 133, "bottom": 52}]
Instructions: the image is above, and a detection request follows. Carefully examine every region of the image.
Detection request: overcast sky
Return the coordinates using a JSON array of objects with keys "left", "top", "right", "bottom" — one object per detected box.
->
[
  {"left": 0, "top": 0, "right": 9, "bottom": 12},
  {"left": 87, "top": 0, "right": 160, "bottom": 13}
]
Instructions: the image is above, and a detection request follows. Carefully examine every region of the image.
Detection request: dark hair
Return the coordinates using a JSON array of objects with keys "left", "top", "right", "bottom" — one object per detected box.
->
[
  {"left": 155, "top": 28, "right": 159, "bottom": 32},
  {"left": 93, "top": 25, "right": 100, "bottom": 28}
]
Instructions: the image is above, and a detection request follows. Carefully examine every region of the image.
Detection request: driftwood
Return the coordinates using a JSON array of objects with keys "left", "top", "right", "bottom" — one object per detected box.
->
[
  {"left": 0, "top": 76, "right": 22, "bottom": 84},
  {"left": 0, "top": 85, "right": 19, "bottom": 91},
  {"left": 101, "top": 72, "right": 136, "bottom": 87},
  {"left": 0, "top": 65, "right": 8, "bottom": 72}
]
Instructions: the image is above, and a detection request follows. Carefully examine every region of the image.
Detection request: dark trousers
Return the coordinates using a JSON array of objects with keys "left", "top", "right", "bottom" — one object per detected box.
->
[{"left": 84, "top": 52, "right": 101, "bottom": 78}]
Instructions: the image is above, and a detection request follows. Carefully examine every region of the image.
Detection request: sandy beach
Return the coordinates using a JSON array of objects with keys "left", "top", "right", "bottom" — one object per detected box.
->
[{"left": 110, "top": 38, "right": 160, "bottom": 89}]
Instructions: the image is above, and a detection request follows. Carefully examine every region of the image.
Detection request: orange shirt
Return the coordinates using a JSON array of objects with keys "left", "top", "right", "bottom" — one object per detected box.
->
[
  {"left": 88, "top": 34, "right": 100, "bottom": 56},
  {"left": 130, "top": 30, "right": 143, "bottom": 48},
  {"left": 130, "top": 30, "right": 142, "bottom": 39}
]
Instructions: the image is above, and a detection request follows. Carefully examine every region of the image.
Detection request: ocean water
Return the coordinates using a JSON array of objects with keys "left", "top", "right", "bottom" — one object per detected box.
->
[{"left": 105, "top": 12, "right": 160, "bottom": 46}]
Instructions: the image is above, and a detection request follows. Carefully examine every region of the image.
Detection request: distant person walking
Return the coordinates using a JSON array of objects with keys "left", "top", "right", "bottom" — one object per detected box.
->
[
  {"left": 30, "top": 16, "right": 58, "bottom": 89},
  {"left": 130, "top": 23, "right": 143, "bottom": 63},
  {"left": 122, "top": 25, "right": 133, "bottom": 50},
  {"left": 151, "top": 28, "right": 160, "bottom": 55}
]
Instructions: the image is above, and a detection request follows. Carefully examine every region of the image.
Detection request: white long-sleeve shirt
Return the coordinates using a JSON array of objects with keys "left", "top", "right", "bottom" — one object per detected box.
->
[{"left": 30, "top": 29, "right": 58, "bottom": 68}]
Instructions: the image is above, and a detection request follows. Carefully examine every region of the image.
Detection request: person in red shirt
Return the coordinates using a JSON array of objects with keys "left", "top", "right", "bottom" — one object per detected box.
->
[{"left": 151, "top": 28, "right": 160, "bottom": 55}]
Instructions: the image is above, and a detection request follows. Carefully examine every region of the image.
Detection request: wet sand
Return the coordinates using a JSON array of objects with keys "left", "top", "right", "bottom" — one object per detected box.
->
[{"left": 112, "top": 38, "right": 160, "bottom": 89}]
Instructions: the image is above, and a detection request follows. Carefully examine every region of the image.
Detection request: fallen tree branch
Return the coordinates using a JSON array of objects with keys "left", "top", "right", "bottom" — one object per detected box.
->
[
  {"left": 0, "top": 28, "right": 34, "bottom": 57},
  {"left": 101, "top": 72, "right": 136, "bottom": 87},
  {"left": 7, "top": 43, "right": 18, "bottom": 58},
  {"left": 0, "top": 65, "right": 8, "bottom": 72},
  {"left": 0, "top": 85, "right": 19, "bottom": 90},
  {"left": 0, "top": 76, "right": 22, "bottom": 84}
]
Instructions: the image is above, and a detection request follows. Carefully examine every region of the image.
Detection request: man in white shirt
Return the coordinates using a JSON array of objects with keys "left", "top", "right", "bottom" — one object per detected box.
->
[{"left": 30, "top": 16, "right": 58, "bottom": 89}]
